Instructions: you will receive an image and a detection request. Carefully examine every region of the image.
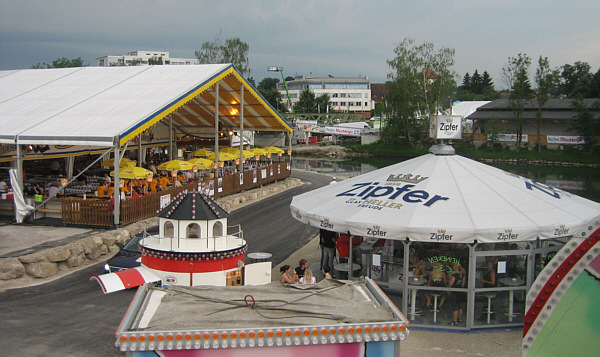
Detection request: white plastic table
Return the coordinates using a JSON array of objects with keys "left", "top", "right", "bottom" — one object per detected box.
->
[{"left": 499, "top": 277, "right": 524, "bottom": 322}]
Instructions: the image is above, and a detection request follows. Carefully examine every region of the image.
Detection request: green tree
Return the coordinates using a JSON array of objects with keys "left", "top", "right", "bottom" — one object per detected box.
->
[
  {"left": 385, "top": 38, "right": 457, "bottom": 147},
  {"left": 559, "top": 61, "right": 593, "bottom": 98},
  {"left": 148, "top": 56, "right": 163, "bottom": 65},
  {"left": 315, "top": 93, "right": 332, "bottom": 113},
  {"left": 534, "top": 56, "right": 560, "bottom": 152},
  {"left": 571, "top": 99, "right": 600, "bottom": 153},
  {"left": 502, "top": 53, "right": 533, "bottom": 150},
  {"left": 32, "top": 57, "right": 85, "bottom": 69},
  {"left": 294, "top": 89, "right": 317, "bottom": 113},
  {"left": 257, "top": 77, "right": 282, "bottom": 110},
  {"left": 195, "top": 32, "right": 250, "bottom": 76}
]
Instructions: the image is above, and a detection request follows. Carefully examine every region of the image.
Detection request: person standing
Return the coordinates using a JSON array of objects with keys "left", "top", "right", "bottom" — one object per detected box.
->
[
  {"left": 0, "top": 178, "right": 7, "bottom": 193},
  {"left": 448, "top": 263, "right": 466, "bottom": 326},
  {"left": 319, "top": 229, "right": 336, "bottom": 271}
]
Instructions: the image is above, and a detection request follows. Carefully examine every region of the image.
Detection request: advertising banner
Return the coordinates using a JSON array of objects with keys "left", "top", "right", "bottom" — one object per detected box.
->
[
  {"left": 547, "top": 136, "right": 584, "bottom": 145},
  {"left": 430, "top": 115, "right": 462, "bottom": 140},
  {"left": 324, "top": 126, "right": 362, "bottom": 137}
]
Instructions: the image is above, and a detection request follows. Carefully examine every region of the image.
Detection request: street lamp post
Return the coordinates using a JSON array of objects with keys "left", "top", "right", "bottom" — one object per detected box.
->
[{"left": 268, "top": 66, "right": 294, "bottom": 114}]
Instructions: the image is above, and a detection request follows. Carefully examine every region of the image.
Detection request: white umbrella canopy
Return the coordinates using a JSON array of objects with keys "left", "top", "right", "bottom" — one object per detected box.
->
[{"left": 290, "top": 146, "right": 600, "bottom": 244}]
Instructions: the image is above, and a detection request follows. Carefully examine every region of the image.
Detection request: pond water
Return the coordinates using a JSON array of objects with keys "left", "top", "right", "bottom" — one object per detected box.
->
[{"left": 292, "top": 156, "right": 600, "bottom": 203}]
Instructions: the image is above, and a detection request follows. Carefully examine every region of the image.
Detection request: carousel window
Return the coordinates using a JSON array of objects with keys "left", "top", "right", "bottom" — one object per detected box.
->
[
  {"left": 163, "top": 221, "right": 175, "bottom": 237},
  {"left": 186, "top": 223, "right": 200, "bottom": 238},
  {"left": 212, "top": 221, "right": 223, "bottom": 237}
]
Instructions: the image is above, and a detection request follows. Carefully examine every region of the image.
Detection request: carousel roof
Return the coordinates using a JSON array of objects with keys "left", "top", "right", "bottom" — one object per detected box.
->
[
  {"left": 290, "top": 145, "right": 600, "bottom": 244},
  {"left": 157, "top": 190, "right": 229, "bottom": 221}
]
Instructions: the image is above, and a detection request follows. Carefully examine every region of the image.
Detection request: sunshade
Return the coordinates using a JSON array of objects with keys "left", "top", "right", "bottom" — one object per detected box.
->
[
  {"left": 251, "top": 148, "right": 268, "bottom": 157},
  {"left": 188, "top": 158, "right": 213, "bottom": 169},
  {"left": 190, "top": 149, "right": 213, "bottom": 157},
  {"left": 290, "top": 145, "right": 600, "bottom": 244},
  {"left": 206, "top": 152, "right": 236, "bottom": 161},
  {"left": 111, "top": 166, "right": 153, "bottom": 179},
  {"left": 157, "top": 160, "right": 194, "bottom": 171},
  {"left": 102, "top": 158, "right": 136, "bottom": 167},
  {"left": 263, "top": 146, "right": 286, "bottom": 154}
]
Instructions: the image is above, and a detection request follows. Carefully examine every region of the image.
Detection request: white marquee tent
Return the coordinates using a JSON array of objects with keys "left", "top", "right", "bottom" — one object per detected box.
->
[{"left": 291, "top": 145, "right": 600, "bottom": 244}]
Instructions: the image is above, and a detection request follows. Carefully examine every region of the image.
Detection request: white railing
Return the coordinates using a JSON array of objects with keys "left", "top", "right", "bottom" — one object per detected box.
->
[{"left": 140, "top": 225, "right": 245, "bottom": 253}]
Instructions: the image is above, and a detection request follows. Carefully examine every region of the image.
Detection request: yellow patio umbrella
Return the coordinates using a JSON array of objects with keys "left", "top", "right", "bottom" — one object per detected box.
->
[
  {"left": 190, "top": 149, "right": 213, "bottom": 157},
  {"left": 110, "top": 166, "right": 153, "bottom": 179},
  {"left": 220, "top": 147, "right": 238, "bottom": 153},
  {"left": 251, "top": 148, "right": 268, "bottom": 157},
  {"left": 206, "top": 152, "right": 237, "bottom": 161},
  {"left": 157, "top": 160, "right": 195, "bottom": 171},
  {"left": 102, "top": 158, "right": 136, "bottom": 168},
  {"left": 227, "top": 148, "right": 255, "bottom": 158},
  {"left": 188, "top": 158, "right": 214, "bottom": 169},
  {"left": 263, "top": 146, "right": 286, "bottom": 154}
]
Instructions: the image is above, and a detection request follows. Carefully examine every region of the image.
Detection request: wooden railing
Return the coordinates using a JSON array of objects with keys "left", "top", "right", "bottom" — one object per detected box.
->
[{"left": 59, "top": 161, "right": 292, "bottom": 227}]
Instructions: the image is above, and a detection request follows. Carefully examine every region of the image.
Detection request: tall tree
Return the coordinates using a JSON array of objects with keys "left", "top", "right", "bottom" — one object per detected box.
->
[
  {"left": 148, "top": 56, "right": 163, "bottom": 65},
  {"left": 195, "top": 32, "right": 250, "bottom": 76},
  {"left": 471, "top": 70, "right": 483, "bottom": 93},
  {"left": 461, "top": 72, "right": 471, "bottom": 89},
  {"left": 32, "top": 57, "right": 85, "bottom": 69},
  {"left": 502, "top": 53, "right": 533, "bottom": 150},
  {"left": 534, "top": 56, "right": 560, "bottom": 152},
  {"left": 560, "top": 61, "right": 593, "bottom": 98},
  {"left": 294, "top": 89, "right": 317, "bottom": 113},
  {"left": 571, "top": 99, "right": 600, "bottom": 153},
  {"left": 385, "top": 38, "right": 457, "bottom": 147},
  {"left": 257, "top": 77, "right": 282, "bottom": 110}
]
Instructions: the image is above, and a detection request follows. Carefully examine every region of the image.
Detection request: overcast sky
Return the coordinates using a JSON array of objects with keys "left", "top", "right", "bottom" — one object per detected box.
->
[{"left": 1, "top": 0, "right": 599, "bottom": 88}]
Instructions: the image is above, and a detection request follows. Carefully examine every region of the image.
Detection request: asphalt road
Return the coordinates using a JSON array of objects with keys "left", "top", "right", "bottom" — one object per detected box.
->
[{"left": 0, "top": 170, "right": 330, "bottom": 356}]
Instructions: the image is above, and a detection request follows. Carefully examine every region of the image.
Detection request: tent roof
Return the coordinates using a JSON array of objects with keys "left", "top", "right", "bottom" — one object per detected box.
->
[
  {"left": 0, "top": 65, "right": 291, "bottom": 147},
  {"left": 290, "top": 146, "right": 600, "bottom": 243}
]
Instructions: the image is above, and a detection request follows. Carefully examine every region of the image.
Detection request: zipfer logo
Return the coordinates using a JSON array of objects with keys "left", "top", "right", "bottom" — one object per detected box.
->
[
  {"left": 320, "top": 218, "right": 334, "bottom": 229},
  {"left": 430, "top": 229, "right": 453, "bottom": 241}
]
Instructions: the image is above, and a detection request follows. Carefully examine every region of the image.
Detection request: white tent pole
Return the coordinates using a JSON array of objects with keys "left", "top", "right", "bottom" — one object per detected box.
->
[
  {"left": 239, "top": 83, "right": 244, "bottom": 173},
  {"left": 214, "top": 82, "right": 219, "bottom": 184},
  {"left": 138, "top": 136, "right": 142, "bottom": 166},
  {"left": 169, "top": 115, "right": 173, "bottom": 161},
  {"left": 13, "top": 140, "right": 24, "bottom": 223},
  {"left": 113, "top": 141, "right": 121, "bottom": 226},
  {"left": 349, "top": 234, "right": 353, "bottom": 279}
]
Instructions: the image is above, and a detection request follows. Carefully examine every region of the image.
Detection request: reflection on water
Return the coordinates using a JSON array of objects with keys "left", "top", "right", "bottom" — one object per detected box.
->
[{"left": 292, "top": 157, "right": 600, "bottom": 203}]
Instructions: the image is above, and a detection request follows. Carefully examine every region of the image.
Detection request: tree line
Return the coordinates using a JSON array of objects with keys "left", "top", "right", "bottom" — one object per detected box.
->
[{"left": 30, "top": 35, "right": 600, "bottom": 152}]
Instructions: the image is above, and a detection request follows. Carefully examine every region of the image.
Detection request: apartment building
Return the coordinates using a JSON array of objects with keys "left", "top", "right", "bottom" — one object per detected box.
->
[
  {"left": 277, "top": 75, "right": 372, "bottom": 113},
  {"left": 96, "top": 50, "right": 199, "bottom": 67}
]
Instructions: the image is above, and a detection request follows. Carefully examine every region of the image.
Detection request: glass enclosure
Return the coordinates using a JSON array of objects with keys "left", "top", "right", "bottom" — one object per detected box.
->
[{"left": 358, "top": 238, "right": 566, "bottom": 330}]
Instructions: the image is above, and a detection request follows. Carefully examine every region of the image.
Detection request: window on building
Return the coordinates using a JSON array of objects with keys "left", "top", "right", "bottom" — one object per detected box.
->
[
  {"left": 163, "top": 221, "right": 175, "bottom": 237},
  {"left": 213, "top": 221, "right": 223, "bottom": 237},
  {"left": 340, "top": 93, "right": 346, "bottom": 98},
  {"left": 186, "top": 223, "right": 201, "bottom": 238}
]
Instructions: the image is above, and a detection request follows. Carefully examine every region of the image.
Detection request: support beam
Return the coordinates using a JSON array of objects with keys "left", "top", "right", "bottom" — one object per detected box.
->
[{"left": 238, "top": 84, "right": 244, "bottom": 173}]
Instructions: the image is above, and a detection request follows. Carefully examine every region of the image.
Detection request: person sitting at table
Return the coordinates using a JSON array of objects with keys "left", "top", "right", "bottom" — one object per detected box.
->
[
  {"left": 427, "top": 262, "right": 447, "bottom": 309},
  {"left": 322, "top": 265, "right": 332, "bottom": 280},
  {"left": 299, "top": 268, "right": 316, "bottom": 285},
  {"left": 414, "top": 260, "right": 428, "bottom": 279},
  {"left": 448, "top": 262, "right": 466, "bottom": 326},
  {"left": 294, "top": 259, "right": 308, "bottom": 283},
  {"left": 131, "top": 187, "right": 143, "bottom": 198},
  {"left": 96, "top": 181, "right": 108, "bottom": 198},
  {"left": 280, "top": 265, "right": 295, "bottom": 284},
  {"left": 159, "top": 174, "right": 170, "bottom": 189},
  {"left": 408, "top": 248, "right": 420, "bottom": 270},
  {"left": 480, "top": 260, "right": 497, "bottom": 288},
  {"left": 106, "top": 182, "right": 115, "bottom": 197}
]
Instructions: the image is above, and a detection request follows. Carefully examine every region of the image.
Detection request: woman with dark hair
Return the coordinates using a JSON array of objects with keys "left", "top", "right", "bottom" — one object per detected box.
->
[
  {"left": 448, "top": 263, "right": 466, "bottom": 326},
  {"left": 280, "top": 265, "right": 294, "bottom": 284}
]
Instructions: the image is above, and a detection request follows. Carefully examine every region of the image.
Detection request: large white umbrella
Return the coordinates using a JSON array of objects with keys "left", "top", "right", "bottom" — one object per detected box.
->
[{"left": 290, "top": 145, "right": 600, "bottom": 244}]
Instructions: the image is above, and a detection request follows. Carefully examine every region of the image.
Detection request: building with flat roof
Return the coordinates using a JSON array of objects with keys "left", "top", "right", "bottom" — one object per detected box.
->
[
  {"left": 96, "top": 50, "right": 199, "bottom": 67},
  {"left": 277, "top": 75, "right": 372, "bottom": 114}
]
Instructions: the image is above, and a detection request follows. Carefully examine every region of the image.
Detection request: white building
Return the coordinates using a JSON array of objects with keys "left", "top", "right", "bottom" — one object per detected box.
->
[
  {"left": 277, "top": 75, "right": 372, "bottom": 113},
  {"left": 96, "top": 50, "right": 199, "bottom": 67}
]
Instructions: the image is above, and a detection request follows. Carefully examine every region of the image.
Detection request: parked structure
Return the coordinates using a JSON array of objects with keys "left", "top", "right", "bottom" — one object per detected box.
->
[
  {"left": 277, "top": 75, "right": 372, "bottom": 114},
  {"left": 467, "top": 98, "right": 600, "bottom": 147},
  {"left": 96, "top": 50, "right": 199, "bottom": 67}
]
